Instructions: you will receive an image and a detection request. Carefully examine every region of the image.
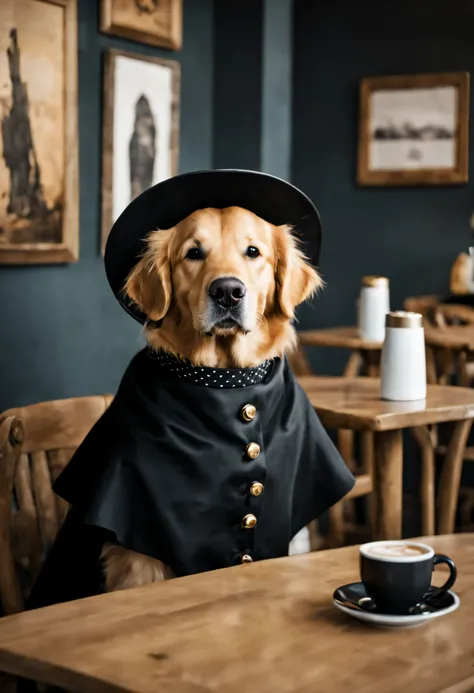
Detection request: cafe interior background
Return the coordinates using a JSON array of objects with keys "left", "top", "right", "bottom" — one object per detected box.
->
[{"left": 1, "top": 0, "right": 474, "bottom": 554}]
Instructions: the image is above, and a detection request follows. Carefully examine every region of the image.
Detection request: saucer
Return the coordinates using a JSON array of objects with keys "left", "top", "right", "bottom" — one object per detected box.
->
[{"left": 333, "top": 582, "right": 460, "bottom": 628}]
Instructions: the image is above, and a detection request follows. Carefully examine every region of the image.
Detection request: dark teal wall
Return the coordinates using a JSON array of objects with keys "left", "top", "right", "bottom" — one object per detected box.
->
[
  {"left": 0, "top": 0, "right": 214, "bottom": 410},
  {"left": 3, "top": 0, "right": 473, "bottom": 411},
  {"left": 293, "top": 0, "right": 474, "bottom": 376},
  {"left": 212, "top": 0, "right": 293, "bottom": 177},
  {"left": 213, "top": 0, "right": 263, "bottom": 170}
]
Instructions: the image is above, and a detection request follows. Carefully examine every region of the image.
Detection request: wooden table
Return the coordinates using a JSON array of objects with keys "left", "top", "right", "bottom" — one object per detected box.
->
[
  {"left": 298, "top": 326, "right": 382, "bottom": 377},
  {"left": 0, "top": 534, "right": 471, "bottom": 693},
  {"left": 298, "top": 376, "right": 474, "bottom": 539},
  {"left": 298, "top": 324, "right": 474, "bottom": 383}
]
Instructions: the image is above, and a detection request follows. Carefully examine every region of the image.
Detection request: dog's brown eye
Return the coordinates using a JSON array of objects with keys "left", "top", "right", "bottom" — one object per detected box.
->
[
  {"left": 186, "top": 247, "right": 204, "bottom": 261},
  {"left": 246, "top": 246, "right": 260, "bottom": 258}
]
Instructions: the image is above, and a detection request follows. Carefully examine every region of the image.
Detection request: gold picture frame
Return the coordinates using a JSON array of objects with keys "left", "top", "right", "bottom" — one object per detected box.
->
[
  {"left": 101, "top": 49, "right": 180, "bottom": 253},
  {"left": 100, "top": 0, "right": 182, "bottom": 51},
  {"left": 358, "top": 72, "right": 470, "bottom": 186},
  {"left": 0, "top": 0, "right": 79, "bottom": 264}
]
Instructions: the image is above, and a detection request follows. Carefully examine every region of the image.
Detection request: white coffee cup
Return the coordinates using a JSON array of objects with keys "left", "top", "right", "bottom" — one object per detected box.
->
[
  {"left": 380, "top": 311, "right": 426, "bottom": 401},
  {"left": 358, "top": 276, "right": 390, "bottom": 343}
]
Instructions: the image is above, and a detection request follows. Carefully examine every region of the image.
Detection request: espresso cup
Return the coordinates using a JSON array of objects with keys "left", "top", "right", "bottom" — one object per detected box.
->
[{"left": 360, "top": 540, "right": 457, "bottom": 615}]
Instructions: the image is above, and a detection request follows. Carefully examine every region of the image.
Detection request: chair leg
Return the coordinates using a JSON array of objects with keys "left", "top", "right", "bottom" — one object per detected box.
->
[
  {"left": 425, "top": 346, "right": 438, "bottom": 385},
  {"left": 335, "top": 351, "right": 364, "bottom": 536},
  {"left": 343, "top": 351, "right": 363, "bottom": 378},
  {"left": 327, "top": 500, "right": 345, "bottom": 548},
  {"left": 457, "top": 349, "right": 470, "bottom": 387},
  {"left": 411, "top": 425, "right": 436, "bottom": 536},
  {"left": 307, "top": 519, "right": 324, "bottom": 551},
  {"left": 361, "top": 430, "right": 375, "bottom": 535},
  {"left": 438, "top": 419, "right": 473, "bottom": 534}
]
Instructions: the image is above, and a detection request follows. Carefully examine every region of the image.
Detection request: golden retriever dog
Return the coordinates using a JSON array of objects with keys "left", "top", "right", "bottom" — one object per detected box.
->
[{"left": 101, "top": 205, "right": 322, "bottom": 591}]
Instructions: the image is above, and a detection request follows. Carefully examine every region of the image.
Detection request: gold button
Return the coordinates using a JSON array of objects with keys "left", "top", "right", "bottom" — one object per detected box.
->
[
  {"left": 241, "top": 554, "right": 253, "bottom": 564},
  {"left": 241, "top": 404, "right": 256, "bottom": 422},
  {"left": 250, "top": 481, "right": 264, "bottom": 497},
  {"left": 242, "top": 513, "right": 257, "bottom": 529},
  {"left": 246, "top": 442, "right": 260, "bottom": 460}
]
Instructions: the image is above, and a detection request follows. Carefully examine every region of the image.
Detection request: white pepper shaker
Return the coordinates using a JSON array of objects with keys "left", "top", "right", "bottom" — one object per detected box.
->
[
  {"left": 380, "top": 311, "right": 426, "bottom": 401},
  {"left": 358, "top": 276, "right": 390, "bottom": 342}
]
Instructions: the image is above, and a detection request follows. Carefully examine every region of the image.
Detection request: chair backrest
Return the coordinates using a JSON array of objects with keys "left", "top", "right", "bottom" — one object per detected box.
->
[
  {"left": 404, "top": 294, "right": 474, "bottom": 327},
  {"left": 433, "top": 303, "right": 474, "bottom": 327},
  {"left": 0, "top": 395, "right": 113, "bottom": 615},
  {"left": 404, "top": 294, "right": 440, "bottom": 325}
]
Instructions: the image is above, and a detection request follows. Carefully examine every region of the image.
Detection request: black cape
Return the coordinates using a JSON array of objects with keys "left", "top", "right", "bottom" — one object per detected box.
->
[{"left": 28, "top": 349, "right": 355, "bottom": 610}]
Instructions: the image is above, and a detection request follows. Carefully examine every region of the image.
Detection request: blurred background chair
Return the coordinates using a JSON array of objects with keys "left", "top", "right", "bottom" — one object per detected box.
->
[{"left": 406, "top": 295, "right": 474, "bottom": 535}]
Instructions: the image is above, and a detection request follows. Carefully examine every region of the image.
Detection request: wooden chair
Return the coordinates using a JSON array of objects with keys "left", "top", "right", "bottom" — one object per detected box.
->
[
  {"left": 405, "top": 295, "right": 474, "bottom": 534},
  {"left": 290, "top": 342, "right": 373, "bottom": 548},
  {"left": 404, "top": 294, "right": 441, "bottom": 324},
  {"left": 404, "top": 294, "right": 474, "bottom": 385},
  {"left": 0, "top": 395, "right": 113, "bottom": 616}
]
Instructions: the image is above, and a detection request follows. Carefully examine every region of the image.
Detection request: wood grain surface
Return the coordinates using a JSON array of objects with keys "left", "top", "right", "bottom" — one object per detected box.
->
[
  {"left": 0, "top": 535, "right": 470, "bottom": 693},
  {"left": 298, "top": 376, "right": 474, "bottom": 431}
]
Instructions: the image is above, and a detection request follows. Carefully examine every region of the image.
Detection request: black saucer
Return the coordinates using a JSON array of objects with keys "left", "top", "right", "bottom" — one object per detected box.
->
[{"left": 333, "top": 582, "right": 456, "bottom": 616}]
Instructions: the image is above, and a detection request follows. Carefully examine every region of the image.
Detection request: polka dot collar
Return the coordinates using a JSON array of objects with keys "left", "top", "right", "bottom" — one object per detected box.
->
[{"left": 146, "top": 349, "right": 273, "bottom": 388}]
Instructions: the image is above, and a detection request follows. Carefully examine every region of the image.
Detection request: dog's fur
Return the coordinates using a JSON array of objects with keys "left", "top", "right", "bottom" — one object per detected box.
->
[{"left": 102, "top": 206, "right": 322, "bottom": 591}]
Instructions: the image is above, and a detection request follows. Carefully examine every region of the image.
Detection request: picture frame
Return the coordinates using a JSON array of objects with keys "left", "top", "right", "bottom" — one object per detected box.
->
[
  {"left": 100, "top": 0, "right": 182, "bottom": 51},
  {"left": 358, "top": 72, "right": 470, "bottom": 186},
  {"left": 0, "top": 0, "right": 79, "bottom": 264},
  {"left": 101, "top": 49, "right": 180, "bottom": 253}
]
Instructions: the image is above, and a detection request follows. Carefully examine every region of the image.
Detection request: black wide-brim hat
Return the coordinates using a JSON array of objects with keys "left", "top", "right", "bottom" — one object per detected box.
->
[{"left": 105, "top": 169, "right": 322, "bottom": 324}]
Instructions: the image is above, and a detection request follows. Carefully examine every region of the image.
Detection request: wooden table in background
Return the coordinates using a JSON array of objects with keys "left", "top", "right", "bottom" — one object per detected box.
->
[
  {"left": 0, "top": 534, "right": 471, "bottom": 693},
  {"left": 298, "top": 326, "right": 383, "bottom": 377},
  {"left": 299, "top": 376, "right": 474, "bottom": 539}
]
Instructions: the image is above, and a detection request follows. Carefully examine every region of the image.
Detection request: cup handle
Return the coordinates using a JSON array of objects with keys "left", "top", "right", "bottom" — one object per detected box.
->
[{"left": 426, "top": 554, "right": 457, "bottom": 599}]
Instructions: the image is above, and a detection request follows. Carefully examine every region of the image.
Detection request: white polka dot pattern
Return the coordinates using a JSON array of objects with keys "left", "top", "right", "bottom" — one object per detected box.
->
[{"left": 146, "top": 349, "right": 273, "bottom": 389}]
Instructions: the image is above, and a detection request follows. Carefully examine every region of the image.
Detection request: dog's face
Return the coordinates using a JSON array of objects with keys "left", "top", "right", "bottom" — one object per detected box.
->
[
  {"left": 170, "top": 207, "right": 280, "bottom": 335},
  {"left": 125, "top": 206, "right": 322, "bottom": 364}
]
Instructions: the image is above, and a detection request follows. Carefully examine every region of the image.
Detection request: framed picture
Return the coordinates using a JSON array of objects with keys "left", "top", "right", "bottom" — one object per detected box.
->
[
  {"left": 0, "top": 0, "right": 78, "bottom": 264},
  {"left": 358, "top": 72, "right": 470, "bottom": 186},
  {"left": 100, "top": 0, "right": 182, "bottom": 51},
  {"left": 101, "top": 49, "right": 180, "bottom": 252}
]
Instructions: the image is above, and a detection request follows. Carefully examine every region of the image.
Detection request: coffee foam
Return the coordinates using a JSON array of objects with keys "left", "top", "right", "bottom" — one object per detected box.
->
[
  {"left": 360, "top": 541, "right": 434, "bottom": 562},
  {"left": 365, "top": 543, "right": 428, "bottom": 558}
]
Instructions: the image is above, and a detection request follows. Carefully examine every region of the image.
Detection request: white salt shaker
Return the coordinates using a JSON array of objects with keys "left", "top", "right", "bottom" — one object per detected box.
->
[
  {"left": 380, "top": 311, "right": 426, "bottom": 401},
  {"left": 358, "top": 276, "right": 390, "bottom": 342}
]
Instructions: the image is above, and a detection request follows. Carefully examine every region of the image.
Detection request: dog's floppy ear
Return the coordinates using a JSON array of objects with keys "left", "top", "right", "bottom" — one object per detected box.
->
[
  {"left": 124, "top": 229, "right": 173, "bottom": 322},
  {"left": 274, "top": 224, "right": 323, "bottom": 319}
]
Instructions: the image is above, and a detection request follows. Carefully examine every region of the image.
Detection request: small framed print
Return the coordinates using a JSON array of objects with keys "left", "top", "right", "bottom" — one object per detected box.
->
[
  {"left": 101, "top": 49, "right": 180, "bottom": 253},
  {"left": 358, "top": 72, "right": 470, "bottom": 186},
  {"left": 100, "top": 0, "right": 182, "bottom": 51}
]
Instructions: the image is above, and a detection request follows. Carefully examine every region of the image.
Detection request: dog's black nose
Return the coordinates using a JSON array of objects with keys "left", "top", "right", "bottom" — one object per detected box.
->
[{"left": 209, "top": 277, "right": 246, "bottom": 307}]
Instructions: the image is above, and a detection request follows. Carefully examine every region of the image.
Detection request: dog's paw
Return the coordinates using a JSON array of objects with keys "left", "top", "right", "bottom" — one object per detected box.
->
[{"left": 101, "top": 543, "right": 174, "bottom": 591}]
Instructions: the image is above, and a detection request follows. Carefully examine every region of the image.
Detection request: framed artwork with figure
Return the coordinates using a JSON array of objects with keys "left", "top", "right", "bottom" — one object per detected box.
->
[
  {"left": 101, "top": 49, "right": 180, "bottom": 253},
  {"left": 100, "top": 0, "right": 182, "bottom": 51},
  {"left": 0, "top": 0, "right": 78, "bottom": 264},
  {"left": 358, "top": 72, "right": 469, "bottom": 186}
]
